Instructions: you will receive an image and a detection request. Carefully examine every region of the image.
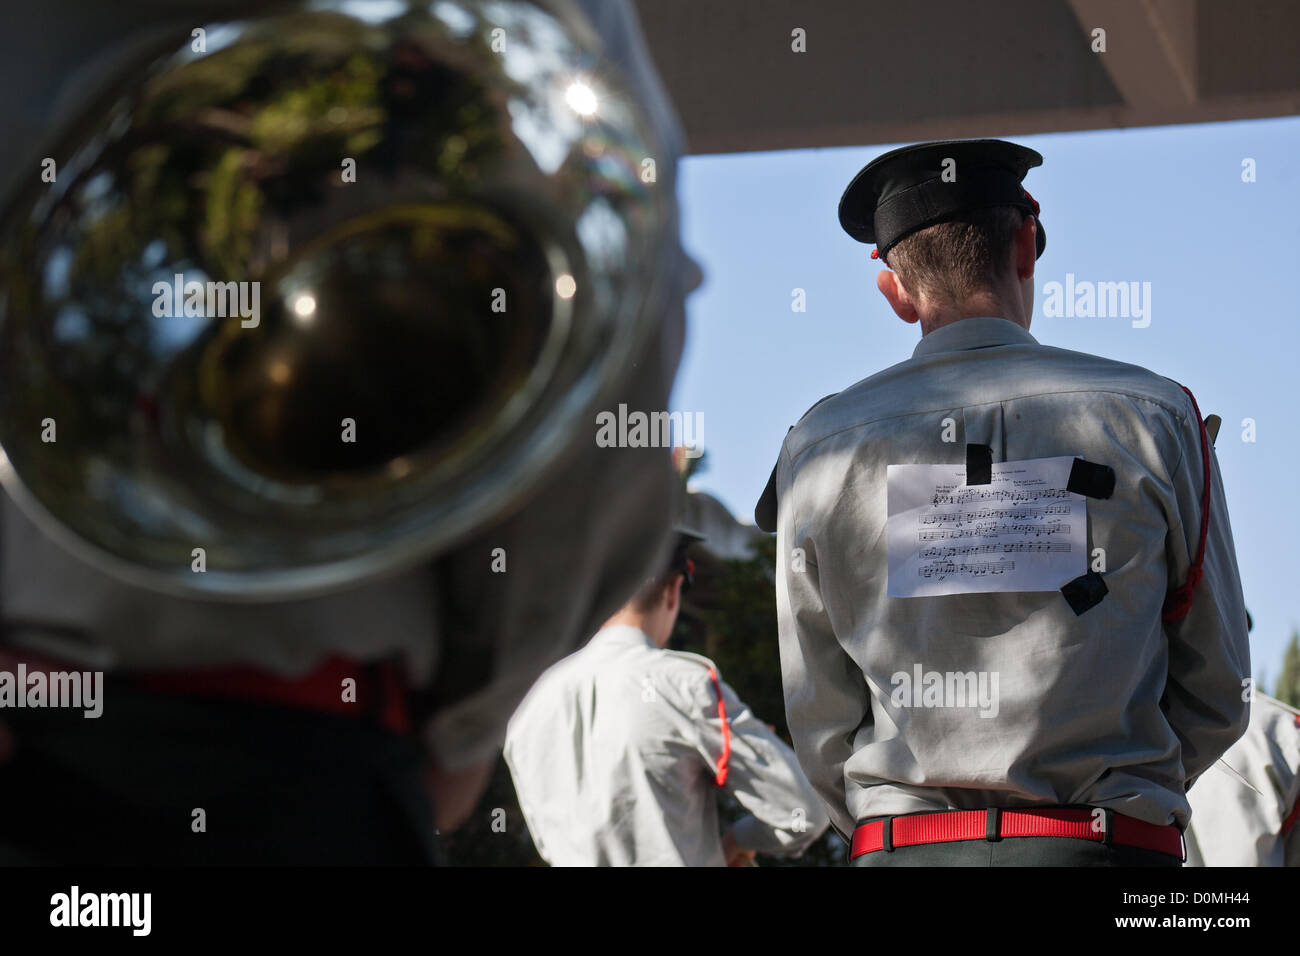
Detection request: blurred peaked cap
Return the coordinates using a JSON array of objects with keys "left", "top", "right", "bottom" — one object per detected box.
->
[
  {"left": 838, "top": 138, "right": 1046, "bottom": 262},
  {"left": 669, "top": 525, "right": 705, "bottom": 579}
]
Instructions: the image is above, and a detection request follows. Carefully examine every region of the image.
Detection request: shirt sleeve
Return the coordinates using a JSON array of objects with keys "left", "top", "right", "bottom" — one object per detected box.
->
[
  {"left": 691, "top": 668, "right": 830, "bottom": 856},
  {"left": 1161, "top": 396, "right": 1252, "bottom": 789},
  {"left": 773, "top": 442, "right": 871, "bottom": 842}
]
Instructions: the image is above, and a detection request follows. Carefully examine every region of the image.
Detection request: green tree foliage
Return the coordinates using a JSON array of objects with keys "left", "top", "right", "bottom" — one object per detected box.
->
[{"left": 1275, "top": 630, "right": 1300, "bottom": 708}]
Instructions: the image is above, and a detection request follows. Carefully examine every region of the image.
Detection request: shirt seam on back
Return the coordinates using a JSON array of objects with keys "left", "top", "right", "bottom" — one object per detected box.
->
[{"left": 787, "top": 388, "right": 1191, "bottom": 466}]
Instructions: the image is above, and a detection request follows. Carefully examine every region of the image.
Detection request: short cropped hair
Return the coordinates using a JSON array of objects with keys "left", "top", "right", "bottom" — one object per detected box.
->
[
  {"left": 886, "top": 205, "right": 1026, "bottom": 307},
  {"left": 628, "top": 570, "right": 679, "bottom": 614}
]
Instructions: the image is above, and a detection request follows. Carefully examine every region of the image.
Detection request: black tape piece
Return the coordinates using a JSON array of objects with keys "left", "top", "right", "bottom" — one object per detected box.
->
[
  {"left": 966, "top": 443, "right": 992, "bottom": 485},
  {"left": 986, "top": 808, "right": 1001, "bottom": 843},
  {"left": 1060, "top": 570, "right": 1108, "bottom": 616},
  {"left": 1066, "top": 458, "right": 1115, "bottom": 499}
]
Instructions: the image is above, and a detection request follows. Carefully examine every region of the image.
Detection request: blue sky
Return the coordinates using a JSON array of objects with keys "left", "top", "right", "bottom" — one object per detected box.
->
[{"left": 671, "top": 116, "right": 1300, "bottom": 687}]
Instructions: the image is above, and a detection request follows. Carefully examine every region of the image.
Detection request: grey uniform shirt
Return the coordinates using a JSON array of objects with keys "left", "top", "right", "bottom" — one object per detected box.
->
[
  {"left": 503, "top": 625, "right": 828, "bottom": 866},
  {"left": 1185, "top": 693, "right": 1300, "bottom": 866},
  {"left": 771, "top": 316, "right": 1251, "bottom": 840}
]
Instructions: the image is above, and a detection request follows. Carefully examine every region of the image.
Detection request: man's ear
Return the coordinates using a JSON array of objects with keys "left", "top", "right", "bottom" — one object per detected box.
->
[
  {"left": 664, "top": 573, "right": 684, "bottom": 614},
  {"left": 1014, "top": 215, "right": 1037, "bottom": 281},
  {"left": 876, "top": 268, "right": 920, "bottom": 325}
]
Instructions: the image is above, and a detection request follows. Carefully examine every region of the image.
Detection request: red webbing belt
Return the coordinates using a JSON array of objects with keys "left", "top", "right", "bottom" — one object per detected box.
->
[
  {"left": 850, "top": 808, "right": 1183, "bottom": 860},
  {"left": 131, "top": 655, "right": 412, "bottom": 735},
  {"left": 1162, "top": 385, "right": 1212, "bottom": 624},
  {"left": 0, "top": 644, "right": 411, "bottom": 735},
  {"left": 706, "top": 667, "right": 731, "bottom": 787}
]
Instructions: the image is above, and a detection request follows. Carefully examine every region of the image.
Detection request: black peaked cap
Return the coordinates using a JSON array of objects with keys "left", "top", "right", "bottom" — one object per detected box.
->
[{"left": 838, "top": 138, "right": 1046, "bottom": 262}]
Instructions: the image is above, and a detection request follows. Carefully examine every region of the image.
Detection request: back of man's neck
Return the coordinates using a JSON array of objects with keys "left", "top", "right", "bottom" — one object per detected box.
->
[{"left": 920, "top": 298, "right": 1027, "bottom": 337}]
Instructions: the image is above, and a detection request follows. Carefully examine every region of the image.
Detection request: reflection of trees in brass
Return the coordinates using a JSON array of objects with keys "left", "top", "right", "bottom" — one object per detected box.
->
[
  {"left": 1, "top": 0, "right": 671, "bottom": 575},
  {"left": 186, "top": 205, "right": 554, "bottom": 486},
  {"left": 4, "top": 6, "right": 522, "bottom": 517},
  {"left": 129, "top": 13, "right": 510, "bottom": 282},
  {"left": 202, "top": 148, "right": 263, "bottom": 281}
]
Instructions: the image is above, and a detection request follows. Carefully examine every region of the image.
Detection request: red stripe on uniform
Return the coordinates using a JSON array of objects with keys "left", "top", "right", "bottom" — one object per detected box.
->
[
  {"left": 1162, "top": 385, "right": 1212, "bottom": 624},
  {"left": 707, "top": 667, "right": 730, "bottom": 787}
]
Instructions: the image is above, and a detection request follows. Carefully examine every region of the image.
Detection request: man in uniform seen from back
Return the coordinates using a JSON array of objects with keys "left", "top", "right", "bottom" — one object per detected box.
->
[
  {"left": 505, "top": 530, "right": 829, "bottom": 866},
  {"left": 756, "top": 139, "right": 1250, "bottom": 866}
]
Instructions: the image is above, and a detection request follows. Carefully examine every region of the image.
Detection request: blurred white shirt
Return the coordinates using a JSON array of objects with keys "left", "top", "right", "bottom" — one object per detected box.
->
[
  {"left": 1185, "top": 693, "right": 1300, "bottom": 866},
  {"left": 504, "top": 625, "right": 828, "bottom": 866}
]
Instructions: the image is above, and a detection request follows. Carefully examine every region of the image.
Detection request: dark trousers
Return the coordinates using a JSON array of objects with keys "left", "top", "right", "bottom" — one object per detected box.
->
[
  {"left": 0, "top": 680, "right": 439, "bottom": 865},
  {"left": 853, "top": 831, "right": 1182, "bottom": 867}
]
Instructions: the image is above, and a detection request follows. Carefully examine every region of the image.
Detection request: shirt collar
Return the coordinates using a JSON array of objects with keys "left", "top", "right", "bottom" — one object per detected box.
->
[
  {"left": 911, "top": 316, "right": 1038, "bottom": 360},
  {"left": 591, "top": 625, "right": 656, "bottom": 649}
]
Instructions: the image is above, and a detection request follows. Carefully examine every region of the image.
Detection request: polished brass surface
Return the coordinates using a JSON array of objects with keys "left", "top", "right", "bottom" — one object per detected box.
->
[{"left": 0, "top": 0, "right": 674, "bottom": 599}]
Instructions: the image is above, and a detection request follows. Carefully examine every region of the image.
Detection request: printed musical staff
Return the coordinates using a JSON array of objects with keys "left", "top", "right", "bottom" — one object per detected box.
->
[
  {"left": 888, "top": 456, "right": 1088, "bottom": 597},
  {"left": 919, "top": 559, "right": 1016, "bottom": 579}
]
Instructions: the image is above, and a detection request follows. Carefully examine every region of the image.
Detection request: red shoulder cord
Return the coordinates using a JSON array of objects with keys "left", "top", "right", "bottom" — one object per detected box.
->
[
  {"left": 706, "top": 668, "right": 731, "bottom": 787},
  {"left": 1282, "top": 799, "right": 1300, "bottom": 838},
  {"left": 1162, "top": 385, "right": 1212, "bottom": 624}
]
